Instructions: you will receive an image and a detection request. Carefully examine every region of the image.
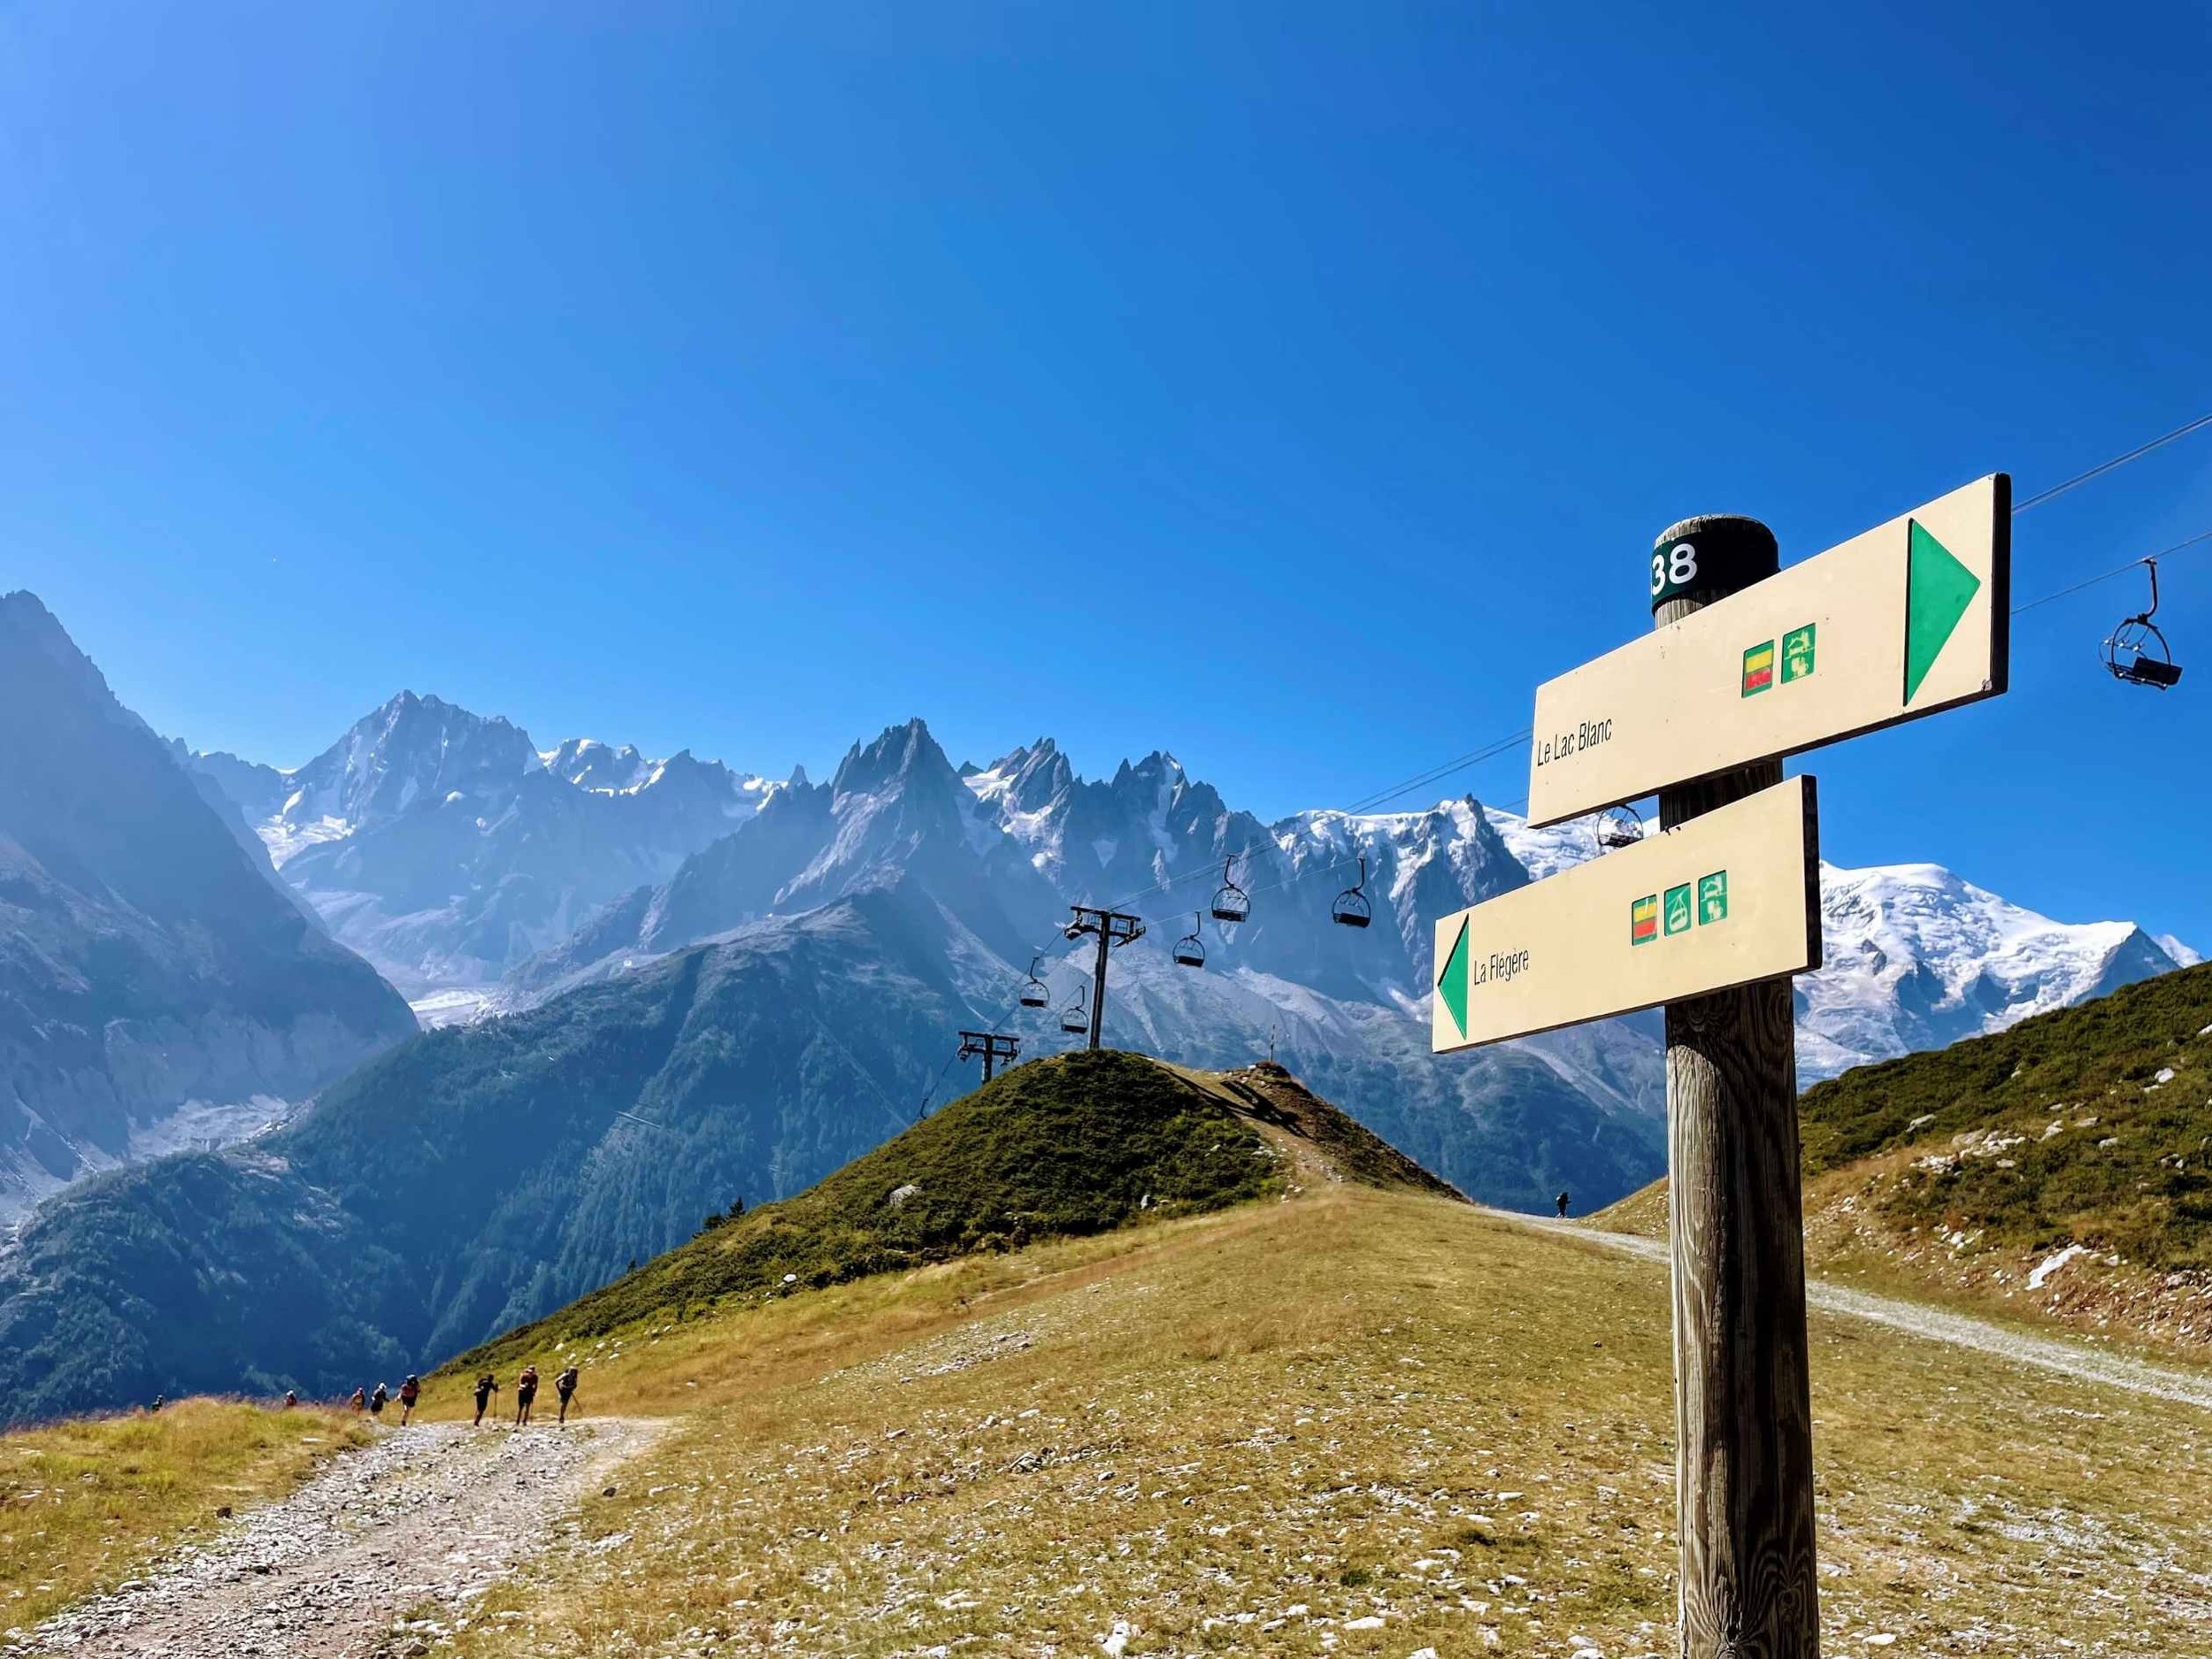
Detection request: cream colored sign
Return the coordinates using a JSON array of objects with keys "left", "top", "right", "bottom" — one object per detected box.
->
[
  {"left": 1526, "top": 474, "right": 2008, "bottom": 827},
  {"left": 1431, "top": 777, "right": 1820, "bottom": 1052}
]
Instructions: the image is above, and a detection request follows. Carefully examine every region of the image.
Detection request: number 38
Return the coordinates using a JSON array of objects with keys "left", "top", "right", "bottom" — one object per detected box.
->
[{"left": 1649, "top": 541, "right": 1698, "bottom": 597}]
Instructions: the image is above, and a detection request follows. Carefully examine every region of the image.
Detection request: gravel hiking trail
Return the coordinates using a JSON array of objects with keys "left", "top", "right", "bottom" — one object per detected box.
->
[
  {"left": 8, "top": 1417, "right": 666, "bottom": 1659},
  {"left": 1512, "top": 1210, "right": 2212, "bottom": 1413}
]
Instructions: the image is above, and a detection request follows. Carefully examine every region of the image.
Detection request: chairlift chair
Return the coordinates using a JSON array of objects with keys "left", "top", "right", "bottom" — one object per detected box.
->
[
  {"left": 1059, "top": 989, "right": 1090, "bottom": 1035},
  {"left": 2103, "top": 559, "right": 2184, "bottom": 689},
  {"left": 1018, "top": 955, "right": 1050, "bottom": 1009},
  {"left": 1172, "top": 912, "right": 1207, "bottom": 969},
  {"left": 1209, "top": 857, "right": 1251, "bottom": 925},
  {"left": 1330, "top": 855, "right": 1372, "bottom": 929},
  {"left": 1594, "top": 807, "right": 1645, "bottom": 854}
]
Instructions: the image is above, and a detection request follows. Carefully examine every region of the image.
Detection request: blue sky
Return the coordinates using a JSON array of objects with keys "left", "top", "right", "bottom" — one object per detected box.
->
[{"left": 2, "top": 2, "right": 2208, "bottom": 946}]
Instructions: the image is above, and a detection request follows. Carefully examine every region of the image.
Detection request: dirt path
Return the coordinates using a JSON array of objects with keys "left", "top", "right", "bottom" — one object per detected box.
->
[
  {"left": 1505, "top": 1210, "right": 2212, "bottom": 1413},
  {"left": 9, "top": 1417, "right": 667, "bottom": 1659}
]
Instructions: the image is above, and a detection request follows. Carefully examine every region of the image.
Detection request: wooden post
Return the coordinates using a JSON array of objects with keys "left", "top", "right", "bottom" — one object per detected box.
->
[{"left": 1651, "top": 515, "right": 1821, "bottom": 1659}]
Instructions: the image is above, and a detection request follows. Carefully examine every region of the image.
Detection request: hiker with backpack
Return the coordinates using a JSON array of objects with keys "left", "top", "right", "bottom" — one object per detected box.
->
[
  {"left": 514, "top": 1364, "right": 539, "bottom": 1426},
  {"left": 399, "top": 1374, "right": 421, "bottom": 1425},
  {"left": 369, "top": 1381, "right": 389, "bottom": 1418},
  {"left": 555, "top": 1365, "right": 580, "bottom": 1424},
  {"left": 472, "top": 1372, "right": 499, "bottom": 1426}
]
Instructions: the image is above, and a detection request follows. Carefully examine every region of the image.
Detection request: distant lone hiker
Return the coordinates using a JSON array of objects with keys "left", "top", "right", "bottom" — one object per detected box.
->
[
  {"left": 399, "top": 1374, "right": 421, "bottom": 1425},
  {"left": 369, "top": 1381, "right": 389, "bottom": 1418},
  {"left": 1555, "top": 1190, "right": 1571, "bottom": 1219},
  {"left": 514, "top": 1364, "right": 539, "bottom": 1426},
  {"left": 472, "top": 1373, "right": 499, "bottom": 1426},
  {"left": 555, "top": 1365, "right": 580, "bottom": 1425},
  {"left": 282, "top": 1391, "right": 297, "bottom": 1409}
]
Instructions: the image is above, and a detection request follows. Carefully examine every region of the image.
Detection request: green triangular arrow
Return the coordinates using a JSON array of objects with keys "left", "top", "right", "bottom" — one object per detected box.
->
[
  {"left": 1903, "top": 519, "right": 1980, "bottom": 705},
  {"left": 1436, "top": 918, "right": 1470, "bottom": 1039}
]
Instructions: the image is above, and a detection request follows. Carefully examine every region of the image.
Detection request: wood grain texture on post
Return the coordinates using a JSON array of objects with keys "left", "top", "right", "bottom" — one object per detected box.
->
[{"left": 1652, "top": 515, "right": 1822, "bottom": 1658}]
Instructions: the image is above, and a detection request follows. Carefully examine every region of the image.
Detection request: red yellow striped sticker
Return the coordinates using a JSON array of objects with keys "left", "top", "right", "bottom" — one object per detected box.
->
[{"left": 1741, "top": 640, "right": 1776, "bottom": 696}]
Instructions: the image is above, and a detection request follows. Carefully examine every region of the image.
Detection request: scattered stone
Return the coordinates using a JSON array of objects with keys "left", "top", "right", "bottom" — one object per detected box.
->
[{"left": 6, "top": 1419, "right": 666, "bottom": 1658}]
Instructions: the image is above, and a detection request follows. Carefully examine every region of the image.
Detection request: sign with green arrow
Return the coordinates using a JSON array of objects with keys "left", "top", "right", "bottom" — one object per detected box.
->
[
  {"left": 1525, "top": 475, "right": 2008, "bottom": 826},
  {"left": 1432, "top": 777, "right": 1820, "bottom": 1051}
]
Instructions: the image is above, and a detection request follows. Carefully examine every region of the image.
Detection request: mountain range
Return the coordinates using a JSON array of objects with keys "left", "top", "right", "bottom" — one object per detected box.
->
[
  {"left": 0, "top": 590, "right": 2193, "bottom": 1421},
  {"left": 176, "top": 699, "right": 2193, "bottom": 1097}
]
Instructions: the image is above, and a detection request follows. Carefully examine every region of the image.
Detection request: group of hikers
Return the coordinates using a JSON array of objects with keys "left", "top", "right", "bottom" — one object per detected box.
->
[{"left": 342, "top": 1363, "right": 581, "bottom": 1426}]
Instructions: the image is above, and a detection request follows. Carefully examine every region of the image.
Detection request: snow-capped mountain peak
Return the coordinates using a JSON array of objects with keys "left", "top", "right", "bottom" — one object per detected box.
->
[
  {"left": 182, "top": 695, "right": 780, "bottom": 998},
  {"left": 1798, "top": 860, "right": 2185, "bottom": 1079},
  {"left": 543, "top": 737, "right": 654, "bottom": 793}
]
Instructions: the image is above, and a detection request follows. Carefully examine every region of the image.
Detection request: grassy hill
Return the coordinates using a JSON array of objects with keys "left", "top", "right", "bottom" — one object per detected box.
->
[
  {"left": 1592, "top": 961, "right": 2212, "bottom": 1351},
  {"left": 445, "top": 1051, "right": 1463, "bottom": 1379},
  {"left": 414, "top": 1182, "right": 2212, "bottom": 1657}
]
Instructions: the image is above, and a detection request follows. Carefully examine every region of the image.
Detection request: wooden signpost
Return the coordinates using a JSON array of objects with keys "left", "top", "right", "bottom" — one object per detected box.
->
[{"left": 1434, "top": 479, "right": 2011, "bottom": 1659}]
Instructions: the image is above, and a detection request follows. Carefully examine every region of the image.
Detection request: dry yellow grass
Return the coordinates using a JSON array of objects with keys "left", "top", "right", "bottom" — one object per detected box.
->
[
  {"left": 0, "top": 1397, "right": 372, "bottom": 1633},
  {"left": 431, "top": 1185, "right": 2211, "bottom": 1657}
]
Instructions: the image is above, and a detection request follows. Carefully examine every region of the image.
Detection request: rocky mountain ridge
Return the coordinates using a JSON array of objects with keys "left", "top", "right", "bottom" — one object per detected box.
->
[
  {"left": 179, "top": 693, "right": 777, "bottom": 1003},
  {"left": 0, "top": 594, "right": 417, "bottom": 1221}
]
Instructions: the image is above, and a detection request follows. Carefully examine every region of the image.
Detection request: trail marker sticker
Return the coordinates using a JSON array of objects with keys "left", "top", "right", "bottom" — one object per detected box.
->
[
  {"left": 1697, "top": 871, "right": 1729, "bottom": 924},
  {"left": 1527, "top": 475, "right": 2008, "bottom": 825},
  {"left": 1781, "top": 624, "right": 1816, "bottom": 684},
  {"left": 1741, "top": 641, "right": 1776, "bottom": 696},
  {"left": 1431, "top": 777, "right": 1821, "bottom": 1051}
]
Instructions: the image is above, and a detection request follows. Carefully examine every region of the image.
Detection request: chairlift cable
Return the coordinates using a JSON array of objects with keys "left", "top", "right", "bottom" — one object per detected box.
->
[
  {"left": 803, "top": 1011, "right": 919, "bottom": 1133},
  {"left": 2008, "top": 525, "right": 2212, "bottom": 617},
  {"left": 2011, "top": 411, "right": 2212, "bottom": 513}
]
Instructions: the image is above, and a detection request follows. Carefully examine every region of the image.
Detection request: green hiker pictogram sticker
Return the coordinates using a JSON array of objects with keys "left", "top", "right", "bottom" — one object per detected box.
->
[
  {"left": 1663, "top": 883, "right": 1693, "bottom": 936},
  {"left": 1781, "top": 623, "right": 1816, "bottom": 683},
  {"left": 1697, "top": 871, "right": 1729, "bottom": 924}
]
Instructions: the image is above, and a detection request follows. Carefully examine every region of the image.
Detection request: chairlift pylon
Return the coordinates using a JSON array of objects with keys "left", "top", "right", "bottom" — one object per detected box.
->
[
  {"left": 2103, "top": 558, "right": 2184, "bottom": 689},
  {"left": 1594, "top": 806, "right": 1646, "bottom": 854},
  {"left": 1018, "top": 955, "right": 1050, "bottom": 1009},
  {"left": 1330, "top": 855, "right": 1372, "bottom": 929},
  {"left": 1173, "top": 912, "right": 1207, "bottom": 969},
  {"left": 1209, "top": 856, "right": 1251, "bottom": 925}
]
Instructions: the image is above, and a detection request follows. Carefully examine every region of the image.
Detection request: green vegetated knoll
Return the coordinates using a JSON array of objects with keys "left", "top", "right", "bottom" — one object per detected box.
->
[
  {"left": 1594, "top": 961, "right": 2212, "bottom": 1348},
  {"left": 444, "top": 1050, "right": 1462, "bottom": 1379}
]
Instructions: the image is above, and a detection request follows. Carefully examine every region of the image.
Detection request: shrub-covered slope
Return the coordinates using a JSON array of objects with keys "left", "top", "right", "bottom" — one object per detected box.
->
[
  {"left": 1798, "top": 960, "right": 2212, "bottom": 1270},
  {"left": 1589, "top": 963, "right": 2212, "bottom": 1344},
  {"left": 449, "top": 1051, "right": 1455, "bottom": 1372}
]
